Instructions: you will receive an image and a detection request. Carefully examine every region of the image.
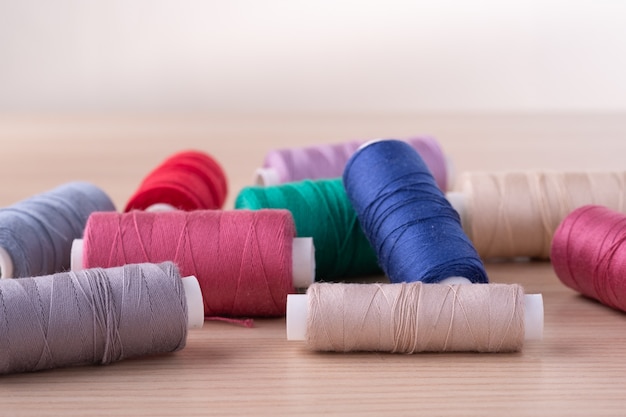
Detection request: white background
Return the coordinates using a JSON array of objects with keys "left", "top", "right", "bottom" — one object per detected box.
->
[{"left": 1, "top": 0, "right": 625, "bottom": 113}]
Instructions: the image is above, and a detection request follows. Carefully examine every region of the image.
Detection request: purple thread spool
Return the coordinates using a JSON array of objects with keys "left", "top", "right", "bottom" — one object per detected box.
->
[{"left": 255, "top": 137, "right": 452, "bottom": 191}]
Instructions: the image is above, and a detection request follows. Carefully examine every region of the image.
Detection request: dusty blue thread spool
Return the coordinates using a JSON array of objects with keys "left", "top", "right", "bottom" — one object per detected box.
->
[{"left": 0, "top": 182, "right": 116, "bottom": 278}]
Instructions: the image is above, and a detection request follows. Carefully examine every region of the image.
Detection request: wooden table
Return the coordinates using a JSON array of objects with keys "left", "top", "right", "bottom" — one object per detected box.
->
[{"left": 0, "top": 113, "right": 625, "bottom": 416}]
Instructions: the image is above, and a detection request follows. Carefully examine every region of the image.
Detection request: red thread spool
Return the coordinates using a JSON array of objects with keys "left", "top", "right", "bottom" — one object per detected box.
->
[
  {"left": 73, "top": 210, "right": 314, "bottom": 317},
  {"left": 124, "top": 150, "right": 228, "bottom": 212},
  {"left": 551, "top": 205, "right": 626, "bottom": 312}
]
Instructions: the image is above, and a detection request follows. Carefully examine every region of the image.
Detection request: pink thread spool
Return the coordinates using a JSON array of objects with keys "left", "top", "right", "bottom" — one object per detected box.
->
[
  {"left": 71, "top": 210, "right": 315, "bottom": 318},
  {"left": 551, "top": 205, "right": 626, "bottom": 312},
  {"left": 255, "top": 137, "right": 452, "bottom": 191}
]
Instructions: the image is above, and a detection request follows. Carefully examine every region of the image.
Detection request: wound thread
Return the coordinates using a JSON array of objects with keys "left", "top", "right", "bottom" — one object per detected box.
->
[
  {"left": 82, "top": 210, "right": 295, "bottom": 317},
  {"left": 344, "top": 140, "right": 488, "bottom": 284},
  {"left": 125, "top": 150, "right": 228, "bottom": 212},
  {"left": 259, "top": 136, "right": 449, "bottom": 190},
  {"left": 306, "top": 282, "right": 525, "bottom": 353},
  {"left": 456, "top": 171, "right": 626, "bottom": 259},
  {"left": 551, "top": 205, "right": 626, "bottom": 313},
  {"left": 0, "top": 182, "right": 116, "bottom": 278},
  {"left": 0, "top": 262, "right": 187, "bottom": 374},
  {"left": 235, "top": 178, "right": 380, "bottom": 280}
]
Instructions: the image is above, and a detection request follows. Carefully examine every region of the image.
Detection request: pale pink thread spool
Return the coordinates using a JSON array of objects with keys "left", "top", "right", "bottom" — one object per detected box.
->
[{"left": 287, "top": 282, "right": 543, "bottom": 353}]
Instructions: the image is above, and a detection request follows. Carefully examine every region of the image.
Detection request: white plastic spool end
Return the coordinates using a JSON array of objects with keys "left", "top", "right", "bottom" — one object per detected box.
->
[
  {"left": 292, "top": 237, "right": 315, "bottom": 288},
  {"left": 445, "top": 155, "right": 456, "bottom": 191},
  {"left": 286, "top": 293, "right": 308, "bottom": 341},
  {"left": 71, "top": 239, "right": 84, "bottom": 271},
  {"left": 181, "top": 275, "right": 204, "bottom": 330},
  {"left": 524, "top": 294, "right": 544, "bottom": 341},
  {"left": 446, "top": 192, "right": 466, "bottom": 225},
  {"left": 440, "top": 276, "right": 472, "bottom": 285},
  {"left": 254, "top": 168, "right": 280, "bottom": 186},
  {"left": 145, "top": 203, "right": 177, "bottom": 212},
  {"left": 0, "top": 245, "right": 14, "bottom": 278},
  {"left": 357, "top": 138, "right": 387, "bottom": 151}
]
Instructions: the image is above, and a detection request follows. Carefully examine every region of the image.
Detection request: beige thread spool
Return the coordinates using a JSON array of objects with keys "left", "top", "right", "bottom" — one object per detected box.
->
[
  {"left": 447, "top": 171, "right": 626, "bottom": 259},
  {"left": 287, "top": 282, "right": 543, "bottom": 353}
]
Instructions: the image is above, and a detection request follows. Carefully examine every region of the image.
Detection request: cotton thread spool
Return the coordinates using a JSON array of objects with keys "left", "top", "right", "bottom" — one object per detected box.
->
[
  {"left": 344, "top": 139, "right": 488, "bottom": 284},
  {"left": 0, "top": 182, "right": 116, "bottom": 279},
  {"left": 0, "top": 262, "right": 203, "bottom": 375},
  {"left": 125, "top": 150, "right": 228, "bottom": 212},
  {"left": 286, "top": 282, "right": 543, "bottom": 353},
  {"left": 448, "top": 171, "right": 626, "bottom": 260},
  {"left": 235, "top": 178, "right": 380, "bottom": 280},
  {"left": 72, "top": 209, "right": 315, "bottom": 317},
  {"left": 256, "top": 136, "right": 451, "bottom": 191},
  {"left": 551, "top": 205, "right": 626, "bottom": 313}
]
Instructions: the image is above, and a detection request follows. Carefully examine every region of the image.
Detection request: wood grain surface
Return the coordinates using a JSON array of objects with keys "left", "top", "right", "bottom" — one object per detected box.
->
[{"left": 0, "top": 113, "right": 625, "bottom": 416}]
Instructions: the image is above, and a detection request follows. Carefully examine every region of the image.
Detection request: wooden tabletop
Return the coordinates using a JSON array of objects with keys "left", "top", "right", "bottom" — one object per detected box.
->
[{"left": 0, "top": 113, "right": 625, "bottom": 416}]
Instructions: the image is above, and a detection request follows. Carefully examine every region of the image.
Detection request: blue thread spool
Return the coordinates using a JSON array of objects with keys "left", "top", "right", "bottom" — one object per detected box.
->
[
  {"left": 343, "top": 139, "right": 488, "bottom": 284},
  {"left": 0, "top": 182, "right": 116, "bottom": 278}
]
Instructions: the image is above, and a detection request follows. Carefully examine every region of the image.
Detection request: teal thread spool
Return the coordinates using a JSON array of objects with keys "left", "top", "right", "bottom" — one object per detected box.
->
[{"left": 235, "top": 178, "right": 381, "bottom": 280}]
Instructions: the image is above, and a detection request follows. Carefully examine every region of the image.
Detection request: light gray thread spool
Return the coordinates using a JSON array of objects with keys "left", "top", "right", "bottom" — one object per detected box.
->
[
  {"left": 0, "top": 262, "right": 190, "bottom": 374},
  {"left": 0, "top": 182, "right": 116, "bottom": 278}
]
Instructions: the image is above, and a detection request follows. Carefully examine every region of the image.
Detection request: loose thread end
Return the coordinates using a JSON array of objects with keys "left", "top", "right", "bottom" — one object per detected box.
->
[{"left": 205, "top": 316, "right": 255, "bottom": 328}]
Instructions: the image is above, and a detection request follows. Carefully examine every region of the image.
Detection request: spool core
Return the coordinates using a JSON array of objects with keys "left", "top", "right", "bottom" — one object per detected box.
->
[
  {"left": 254, "top": 168, "right": 281, "bottom": 186},
  {"left": 181, "top": 276, "right": 204, "bottom": 329},
  {"left": 0, "top": 246, "right": 14, "bottom": 279},
  {"left": 145, "top": 203, "right": 178, "bottom": 212}
]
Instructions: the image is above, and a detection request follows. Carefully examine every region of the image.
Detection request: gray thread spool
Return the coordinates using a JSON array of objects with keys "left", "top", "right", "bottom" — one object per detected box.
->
[
  {"left": 0, "top": 182, "right": 116, "bottom": 278},
  {"left": 0, "top": 262, "right": 204, "bottom": 375}
]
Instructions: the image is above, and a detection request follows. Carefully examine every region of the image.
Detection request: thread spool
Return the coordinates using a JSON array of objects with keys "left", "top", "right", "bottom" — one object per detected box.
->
[
  {"left": 235, "top": 178, "right": 380, "bottom": 280},
  {"left": 286, "top": 282, "right": 543, "bottom": 353},
  {"left": 448, "top": 170, "right": 626, "bottom": 259},
  {"left": 343, "top": 139, "right": 488, "bottom": 284},
  {"left": 72, "top": 209, "right": 315, "bottom": 317},
  {"left": 255, "top": 136, "right": 452, "bottom": 191},
  {"left": 125, "top": 150, "right": 228, "bottom": 212},
  {"left": 0, "top": 182, "right": 116, "bottom": 279},
  {"left": 551, "top": 205, "right": 626, "bottom": 313},
  {"left": 0, "top": 262, "right": 203, "bottom": 374}
]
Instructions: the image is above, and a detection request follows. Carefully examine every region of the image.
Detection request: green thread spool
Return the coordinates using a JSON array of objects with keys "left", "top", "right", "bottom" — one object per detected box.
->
[{"left": 235, "top": 178, "right": 381, "bottom": 280}]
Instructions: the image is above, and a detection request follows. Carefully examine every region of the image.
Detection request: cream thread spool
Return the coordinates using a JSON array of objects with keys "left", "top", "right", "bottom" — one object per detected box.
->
[
  {"left": 287, "top": 282, "right": 543, "bottom": 353},
  {"left": 447, "top": 171, "right": 626, "bottom": 259}
]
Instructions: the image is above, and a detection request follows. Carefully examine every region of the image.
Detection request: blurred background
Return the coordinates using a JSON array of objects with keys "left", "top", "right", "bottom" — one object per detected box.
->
[{"left": 1, "top": 0, "right": 625, "bottom": 114}]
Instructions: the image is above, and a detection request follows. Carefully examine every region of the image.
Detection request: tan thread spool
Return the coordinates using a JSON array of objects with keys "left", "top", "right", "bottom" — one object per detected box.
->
[
  {"left": 448, "top": 171, "right": 626, "bottom": 259},
  {"left": 288, "top": 282, "right": 542, "bottom": 353}
]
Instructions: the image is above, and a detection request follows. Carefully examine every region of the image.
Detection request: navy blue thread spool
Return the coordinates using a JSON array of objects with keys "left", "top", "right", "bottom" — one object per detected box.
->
[{"left": 343, "top": 139, "right": 488, "bottom": 284}]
